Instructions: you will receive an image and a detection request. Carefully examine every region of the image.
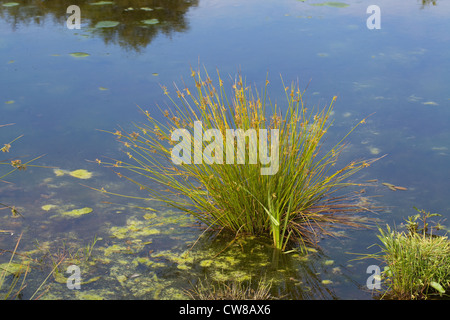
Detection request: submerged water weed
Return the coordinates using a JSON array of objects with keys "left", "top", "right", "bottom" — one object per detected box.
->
[
  {"left": 0, "top": 233, "right": 66, "bottom": 300},
  {"left": 100, "top": 67, "right": 377, "bottom": 252},
  {"left": 362, "top": 209, "right": 450, "bottom": 300},
  {"left": 0, "top": 233, "right": 29, "bottom": 299}
]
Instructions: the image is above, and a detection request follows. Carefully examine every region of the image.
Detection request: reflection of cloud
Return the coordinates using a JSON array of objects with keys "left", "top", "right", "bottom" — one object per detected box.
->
[{"left": 371, "top": 48, "right": 428, "bottom": 67}]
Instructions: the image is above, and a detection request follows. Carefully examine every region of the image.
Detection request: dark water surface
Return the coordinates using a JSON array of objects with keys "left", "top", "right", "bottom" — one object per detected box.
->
[{"left": 1, "top": 0, "right": 450, "bottom": 300}]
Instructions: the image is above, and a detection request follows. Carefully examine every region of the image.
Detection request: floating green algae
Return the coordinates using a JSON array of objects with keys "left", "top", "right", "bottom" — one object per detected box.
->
[
  {"left": 53, "top": 168, "right": 66, "bottom": 176},
  {"left": 95, "top": 21, "right": 120, "bottom": 28},
  {"left": 0, "top": 262, "right": 29, "bottom": 275},
  {"left": 54, "top": 271, "right": 101, "bottom": 285},
  {"left": 117, "top": 271, "right": 185, "bottom": 299},
  {"left": 149, "top": 238, "right": 260, "bottom": 279},
  {"left": 109, "top": 216, "right": 161, "bottom": 239},
  {"left": 324, "top": 260, "right": 335, "bottom": 266},
  {"left": 310, "top": 2, "right": 349, "bottom": 8},
  {"left": 321, "top": 279, "right": 333, "bottom": 285},
  {"left": 41, "top": 204, "right": 57, "bottom": 211},
  {"left": 70, "top": 52, "right": 90, "bottom": 58},
  {"left": 53, "top": 168, "right": 93, "bottom": 179},
  {"left": 4, "top": 100, "right": 15, "bottom": 104},
  {"left": 423, "top": 101, "right": 439, "bottom": 106},
  {"left": 61, "top": 207, "right": 93, "bottom": 217},
  {"left": 69, "top": 169, "right": 93, "bottom": 179},
  {"left": 75, "top": 291, "right": 107, "bottom": 300},
  {"left": 103, "top": 244, "right": 134, "bottom": 257}
]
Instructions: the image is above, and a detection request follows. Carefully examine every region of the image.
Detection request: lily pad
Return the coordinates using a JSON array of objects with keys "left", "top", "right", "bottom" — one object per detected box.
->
[
  {"left": 70, "top": 52, "right": 90, "bottom": 58},
  {"left": 2, "top": 2, "right": 19, "bottom": 7},
  {"left": 95, "top": 21, "right": 120, "bottom": 28},
  {"left": 89, "top": 1, "right": 114, "bottom": 5},
  {"left": 141, "top": 19, "right": 159, "bottom": 25},
  {"left": 4, "top": 100, "right": 15, "bottom": 104},
  {"left": 69, "top": 169, "right": 93, "bottom": 179},
  {"left": 99, "top": 87, "right": 109, "bottom": 91},
  {"left": 61, "top": 207, "right": 93, "bottom": 217}
]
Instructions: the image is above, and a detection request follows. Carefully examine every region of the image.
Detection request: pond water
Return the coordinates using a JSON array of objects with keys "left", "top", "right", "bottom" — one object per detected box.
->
[{"left": 1, "top": 0, "right": 450, "bottom": 300}]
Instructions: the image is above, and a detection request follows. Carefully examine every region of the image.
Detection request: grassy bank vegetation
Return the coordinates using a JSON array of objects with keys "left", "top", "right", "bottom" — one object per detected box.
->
[{"left": 364, "top": 208, "right": 450, "bottom": 299}]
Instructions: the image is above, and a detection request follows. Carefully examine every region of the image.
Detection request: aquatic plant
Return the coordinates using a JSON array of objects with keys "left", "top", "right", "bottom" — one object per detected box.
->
[
  {"left": 101, "top": 67, "right": 377, "bottom": 252},
  {"left": 363, "top": 208, "right": 450, "bottom": 299},
  {"left": 0, "top": 233, "right": 64, "bottom": 300},
  {"left": 0, "top": 124, "right": 44, "bottom": 179},
  {"left": 0, "top": 233, "right": 28, "bottom": 299},
  {"left": 1, "top": 124, "right": 45, "bottom": 217}
]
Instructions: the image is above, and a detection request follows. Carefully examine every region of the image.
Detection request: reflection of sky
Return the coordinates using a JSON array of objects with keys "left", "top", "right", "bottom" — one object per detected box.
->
[
  {"left": 1, "top": 0, "right": 450, "bottom": 298},
  {"left": 1, "top": 0, "right": 449, "bottom": 202}
]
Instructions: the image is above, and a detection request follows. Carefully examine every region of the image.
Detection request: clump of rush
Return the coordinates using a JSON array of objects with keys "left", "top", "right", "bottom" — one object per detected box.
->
[{"left": 100, "top": 67, "right": 378, "bottom": 252}]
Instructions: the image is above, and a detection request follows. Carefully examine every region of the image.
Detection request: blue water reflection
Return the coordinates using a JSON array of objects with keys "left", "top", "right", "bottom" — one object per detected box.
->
[{"left": 1, "top": 0, "right": 449, "bottom": 299}]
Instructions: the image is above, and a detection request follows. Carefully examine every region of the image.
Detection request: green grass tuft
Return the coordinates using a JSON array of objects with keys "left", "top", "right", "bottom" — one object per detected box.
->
[{"left": 363, "top": 208, "right": 450, "bottom": 299}]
